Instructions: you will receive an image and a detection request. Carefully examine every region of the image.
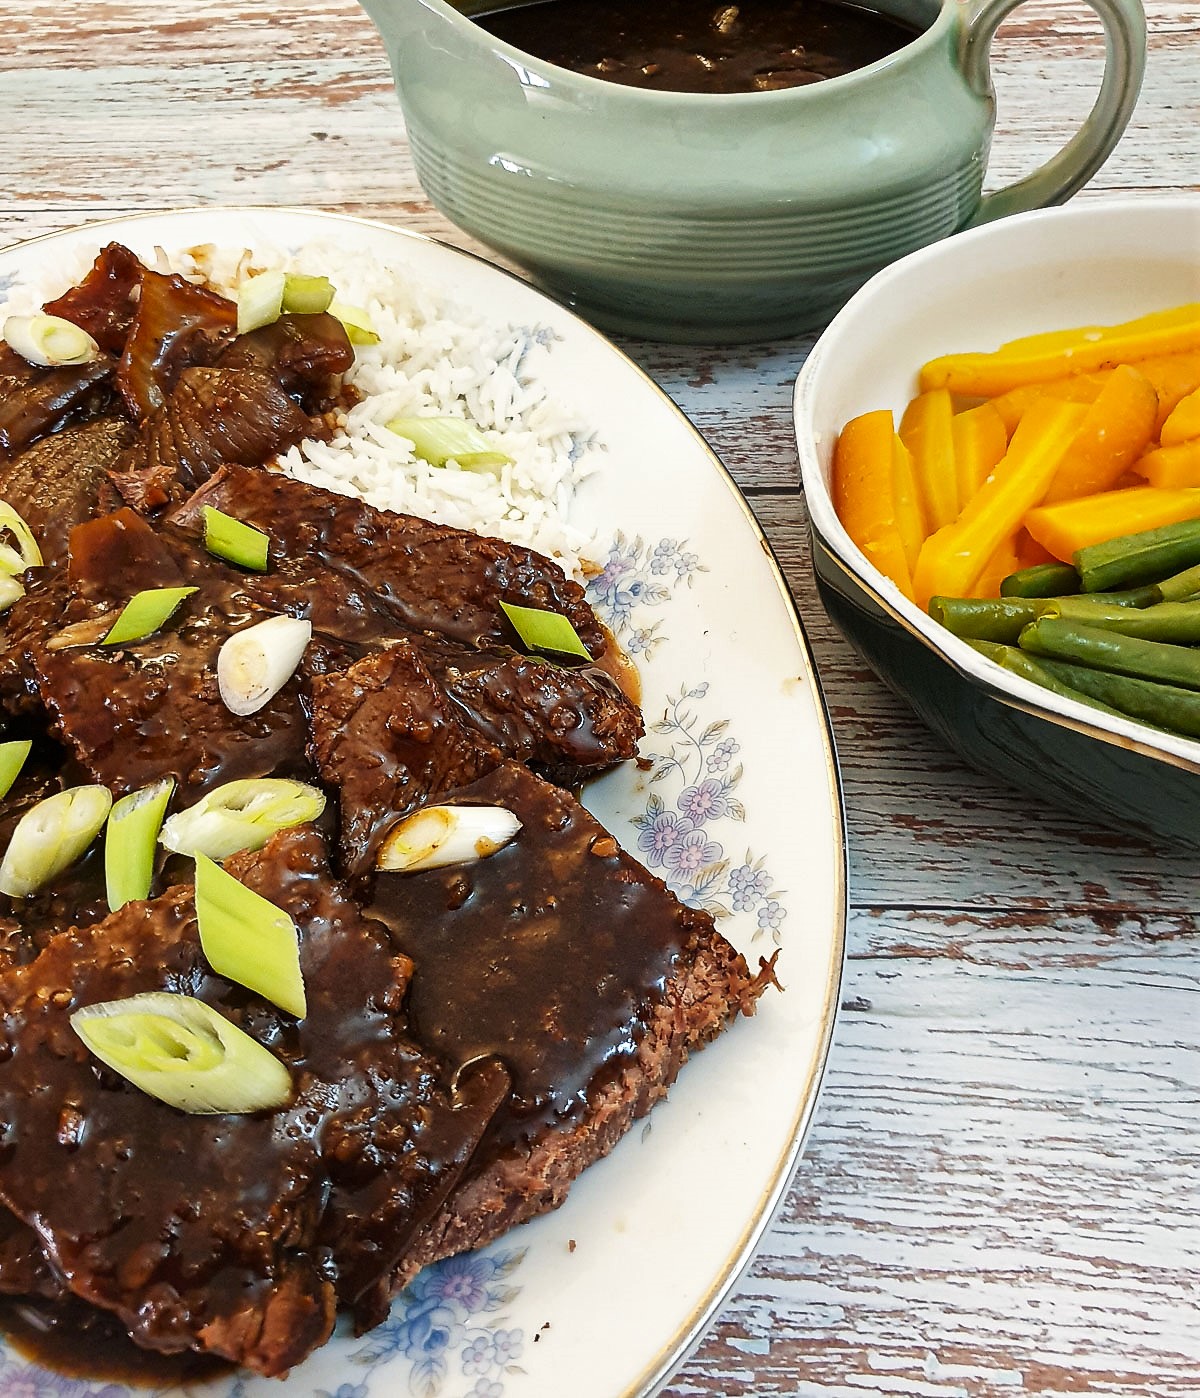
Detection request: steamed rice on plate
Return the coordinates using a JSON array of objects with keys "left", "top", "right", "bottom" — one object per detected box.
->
[{"left": 1, "top": 239, "right": 600, "bottom": 574}]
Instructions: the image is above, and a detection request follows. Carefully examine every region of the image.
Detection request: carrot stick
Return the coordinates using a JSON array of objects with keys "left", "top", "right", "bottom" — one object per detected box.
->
[
  {"left": 952, "top": 402, "right": 1008, "bottom": 498},
  {"left": 919, "top": 302, "right": 1200, "bottom": 397},
  {"left": 1040, "top": 364, "right": 1159, "bottom": 504},
  {"left": 1024, "top": 485, "right": 1200, "bottom": 561},
  {"left": 832, "top": 409, "right": 914, "bottom": 599},
  {"left": 1161, "top": 385, "right": 1200, "bottom": 447},
  {"left": 1131, "top": 439, "right": 1200, "bottom": 488},
  {"left": 899, "top": 389, "right": 958, "bottom": 532},
  {"left": 912, "top": 399, "right": 1087, "bottom": 608}
]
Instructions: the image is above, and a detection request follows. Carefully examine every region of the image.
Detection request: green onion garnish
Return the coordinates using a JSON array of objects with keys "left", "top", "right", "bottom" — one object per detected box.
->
[
  {"left": 202, "top": 507, "right": 269, "bottom": 573},
  {"left": 236, "top": 269, "right": 286, "bottom": 336},
  {"left": 159, "top": 778, "right": 325, "bottom": 862},
  {"left": 0, "top": 575, "right": 23, "bottom": 615},
  {"left": 0, "top": 784, "right": 113, "bottom": 897},
  {"left": 194, "top": 854, "right": 306, "bottom": 1018},
  {"left": 0, "top": 740, "right": 31, "bottom": 801},
  {"left": 499, "top": 600, "right": 592, "bottom": 660},
  {"left": 281, "top": 273, "right": 335, "bottom": 315},
  {"left": 329, "top": 300, "right": 380, "bottom": 346},
  {"left": 104, "top": 777, "right": 174, "bottom": 912},
  {"left": 386, "top": 416, "right": 513, "bottom": 471},
  {"left": 102, "top": 586, "right": 197, "bottom": 647},
  {"left": 0, "top": 502, "right": 43, "bottom": 576},
  {"left": 70, "top": 992, "right": 292, "bottom": 1115}
]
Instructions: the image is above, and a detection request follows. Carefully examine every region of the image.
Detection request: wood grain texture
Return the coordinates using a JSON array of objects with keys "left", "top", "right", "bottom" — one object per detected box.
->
[{"left": 2, "top": 0, "right": 1199, "bottom": 1392}]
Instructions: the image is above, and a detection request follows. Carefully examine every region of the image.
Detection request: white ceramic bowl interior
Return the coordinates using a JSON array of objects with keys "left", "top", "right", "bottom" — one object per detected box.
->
[{"left": 795, "top": 194, "right": 1200, "bottom": 768}]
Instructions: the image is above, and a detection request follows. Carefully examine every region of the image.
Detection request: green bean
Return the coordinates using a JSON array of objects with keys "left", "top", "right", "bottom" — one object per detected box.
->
[
  {"left": 1044, "top": 598, "right": 1200, "bottom": 644},
  {"left": 1019, "top": 616, "right": 1200, "bottom": 691},
  {"left": 929, "top": 597, "right": 1044, "bottom": 642},
  {"left": 1151, "top": 560, "right": 1200, "bottom": 603},
  {"left": 999, "top": 562, "right": 1081, "bottom": 598},
  {"left": 1075, "top": 517, "right": 1200, "bottom": 593},
  {"left": 966, "top": 640, "right": 1125, "bottom": 716},
  {"left": 1030, "top": 656, "right": 1200, "bottom": 740}
]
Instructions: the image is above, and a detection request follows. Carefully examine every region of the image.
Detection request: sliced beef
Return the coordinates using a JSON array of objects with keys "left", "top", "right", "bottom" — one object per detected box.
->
[
  {"left": 27, "top": 509, "right": 314, "bottom": 798},
  {"left": 0, "top": 344, "right": 114, "bottom": 458},
  {"left": 308, "top": 641, "right": 502, "bottom": 875},
  {"left": 0, "top": 826, "right": 508, "bottom": 1374},
  {"left": 170, "top": 464, "right": 608, "bottom": 655},
  {"left": 217, "top": 312, "right": 354, "bottom": 413},
  {"left": 365, "top": 761, "right": 775, "bottom": 1314},
  {"left": 0, "top": 416, "right": 136, "bottom": 567},
  {"left": 0, "top": 1212, "right": 64, "bottom": 1300},
  {"left": 115, "top": 268, "right": 237, "bottom": 420},
  {"left": 43, "top": 242, "right": 145, "bottom": 356},
  {"left": 415, "top": 630, "right": 643, "bottom": 783}
]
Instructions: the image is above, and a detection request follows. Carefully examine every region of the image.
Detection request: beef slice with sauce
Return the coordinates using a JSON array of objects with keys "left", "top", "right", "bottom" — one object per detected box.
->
[
  {"left": 307, "top": 640, "right": 503, "bottom": 875},
  {"left": 0, "top": 345, "right": 114, "bottom": 459},
  {"left": 26, "top": 508, "right": 318, "bottom": 798},
  {"left": 170, "top": 464, "right": 608, "bottom": 654},
  {"left": 364, "top": 761, "right": 777, "bottom": 1317},
  {"left": 0, "top": 826, "right": 510, "bottom": 1374}
]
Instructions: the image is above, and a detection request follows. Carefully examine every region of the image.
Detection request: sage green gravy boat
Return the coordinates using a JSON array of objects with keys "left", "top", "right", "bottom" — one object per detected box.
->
[{"left": 360, "top": 0, "right": 1145, "bottom": 341}]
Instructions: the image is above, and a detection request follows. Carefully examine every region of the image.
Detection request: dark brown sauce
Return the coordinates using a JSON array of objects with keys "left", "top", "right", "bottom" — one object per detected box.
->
[
  {"left": 475, "top": 0, "right": 922, "bottom": 93},
  {"left": 0, "top": 1295, "right": 231, "bottom": 1386}
]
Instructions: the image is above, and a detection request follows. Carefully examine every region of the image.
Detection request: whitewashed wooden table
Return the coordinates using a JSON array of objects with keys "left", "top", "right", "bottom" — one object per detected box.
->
[{"left": 3, "top": 1, "right": 1199, "bottom": 1393}]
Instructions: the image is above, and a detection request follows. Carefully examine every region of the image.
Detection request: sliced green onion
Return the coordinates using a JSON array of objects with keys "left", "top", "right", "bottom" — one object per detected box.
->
[
  {"left": 217, "top": 615, "right": 311, "bottom": 716},
  {"left": 103, "top": 586, "right": 197, "bottom": 646},
  {"left": 194, "top": 854, "right": 306, "bottom": 1018},
  {"left": 159, "top": 778, "right": 325, "bottom": 862},
  {"left": 2, "top": 313, "right": 101, "bottom": 367},
  {"left": 499, "top": 600, "right": 592, "bottom": 659},
  {"left": 202, "top": 506, "right": 269, "bottom": 572},
  {"left": 281, "top": 273, "right": 335, "bottom": 315},
  {"left": 0, "top": 575, "right": 23, "bottom": 615},
  {"left": 386, "top": 415, "right": 513, "bottom": 471},
  {"left": 0, "top": 740, "right": 32, "bottom": 801},
  {"left": 0, "top": 784, "right": 113, "bottom": 897},
  {"left": 328, "top": 300, "right": 380, "bottom": 346},
  {"left": 236, "top": 269, "right": 286, "bottom": 336},
  {"left": 71, "top": 991, "right": 292, "bottom": 1114},
  {"left": 377, "top": 804, "right": 522, "bottom": 873},
  {"left": 104, "top": 777, "right": 174, "bottom": 911},
  {"left": 0, "top": 502, "right": 43, "bottom": 576}
]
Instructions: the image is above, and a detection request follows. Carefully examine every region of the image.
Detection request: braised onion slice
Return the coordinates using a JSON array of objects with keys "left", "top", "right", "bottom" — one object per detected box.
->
[{"left": 71, "top": 991, "right": 292, "bottom": 1114}]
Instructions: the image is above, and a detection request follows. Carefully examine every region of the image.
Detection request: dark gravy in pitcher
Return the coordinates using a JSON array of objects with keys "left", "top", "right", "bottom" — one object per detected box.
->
[{"left": 474, "top": 0, "right": 923, "bottom": 93}]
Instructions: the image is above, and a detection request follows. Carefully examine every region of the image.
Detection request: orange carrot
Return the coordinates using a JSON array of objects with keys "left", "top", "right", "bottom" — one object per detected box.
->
[
  {"left": 1040, "top": 364, "right": 1159, "bottom": 504},
  {"left": 1131, "top": 439, "right": 1200, "bottom": 488},
  {"left": 899, "top": 389, "right": 958, "bottom": 531},
  {"left": 920, "top": 303, "right": 1200, "bottom": 397},
  {"left": 912, "top": 399, "right": 1087, "bottom": 607},
  {"left": 832, "top": 409, "right": 914, "bottom": 598},
  {"left": 1025, "top": 485, "right": 1200, "bottom": 561},
  {"left": 951, "top": 402, "right": 1008, "bottom": 499},
  {"left": 1161, "top": 385, "right": 1200, "bottom": 447}
]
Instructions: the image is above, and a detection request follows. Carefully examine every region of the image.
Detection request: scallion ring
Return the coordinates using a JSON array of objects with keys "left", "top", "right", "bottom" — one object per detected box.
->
[
  {"left": 0, "top": 739, "right": 32, "bottom": 801},
  {"left": 159, "top": 778, "right": 325, "bottom": 862},
  {"left": 217, "top": 615, "right": 311, "bottom": 717},
  {"left": 0, "top": 784, "right": 113, "bottom": 897},
  {"left": 377, "top": 804, "right": 522, "bottom": 873},
  {"left": 104, "top": 777, "right": 175, "bottom": 911},
  {"left": 2, "top": 313, "right": 101, "bottom": 367}
]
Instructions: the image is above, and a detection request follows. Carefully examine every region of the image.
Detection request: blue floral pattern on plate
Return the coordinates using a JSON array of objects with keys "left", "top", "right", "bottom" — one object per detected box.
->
[{"left": 588, "top": 535, "right": 788, "bottom": 940}]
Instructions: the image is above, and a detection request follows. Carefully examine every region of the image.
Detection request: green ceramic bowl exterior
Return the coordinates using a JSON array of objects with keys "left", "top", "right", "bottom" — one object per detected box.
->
[
  {"left": 360, "top": 0, "right": 1145, "bottom": 341},
  {"left": 810, "top": 525, "right": 1200, "bottom": 846}
]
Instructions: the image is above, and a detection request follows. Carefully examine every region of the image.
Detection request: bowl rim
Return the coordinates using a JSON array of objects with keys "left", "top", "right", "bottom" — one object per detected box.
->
[{"left": 794, "top": 193, "right": 1200, "bottom": 778}]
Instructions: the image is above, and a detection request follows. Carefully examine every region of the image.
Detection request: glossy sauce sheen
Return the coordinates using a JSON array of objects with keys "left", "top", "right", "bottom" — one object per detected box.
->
[{"left": 475, "top": 0, "right": 922, "bottom": 92}]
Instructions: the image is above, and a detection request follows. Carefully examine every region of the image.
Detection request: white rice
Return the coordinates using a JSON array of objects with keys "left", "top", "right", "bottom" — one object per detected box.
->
[{"left": 2, "top": 239, "right": 600, "bottom": 576}]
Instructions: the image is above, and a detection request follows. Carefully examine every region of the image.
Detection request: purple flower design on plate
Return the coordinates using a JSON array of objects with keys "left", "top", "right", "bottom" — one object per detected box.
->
[
  {"left": 664, "top": 828, "right": 723, "bottom": 877},
  {"left": 707, "top": 737, "right": 740, "bottom": 772},
  {"left": 636, "top": 809, "right": 694, "bottom": 869},
  {"left": 677, "top": 777, "right": 732, "bottom": 824},
  {"left": 729, "top": 861, "right": 770, "bottom": 912},
  {"left": 462, "top": 1336, "right": 495, "bottom": 1376},
  {"left": 757, "top": 898, "right": 786, "bottom": 932},
  {"left": 469, "top": 1382, "right": 504, "bottom": 1398},
  {"left": 414, "top": 1251, "right": 494, "bottom": 1312}
]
